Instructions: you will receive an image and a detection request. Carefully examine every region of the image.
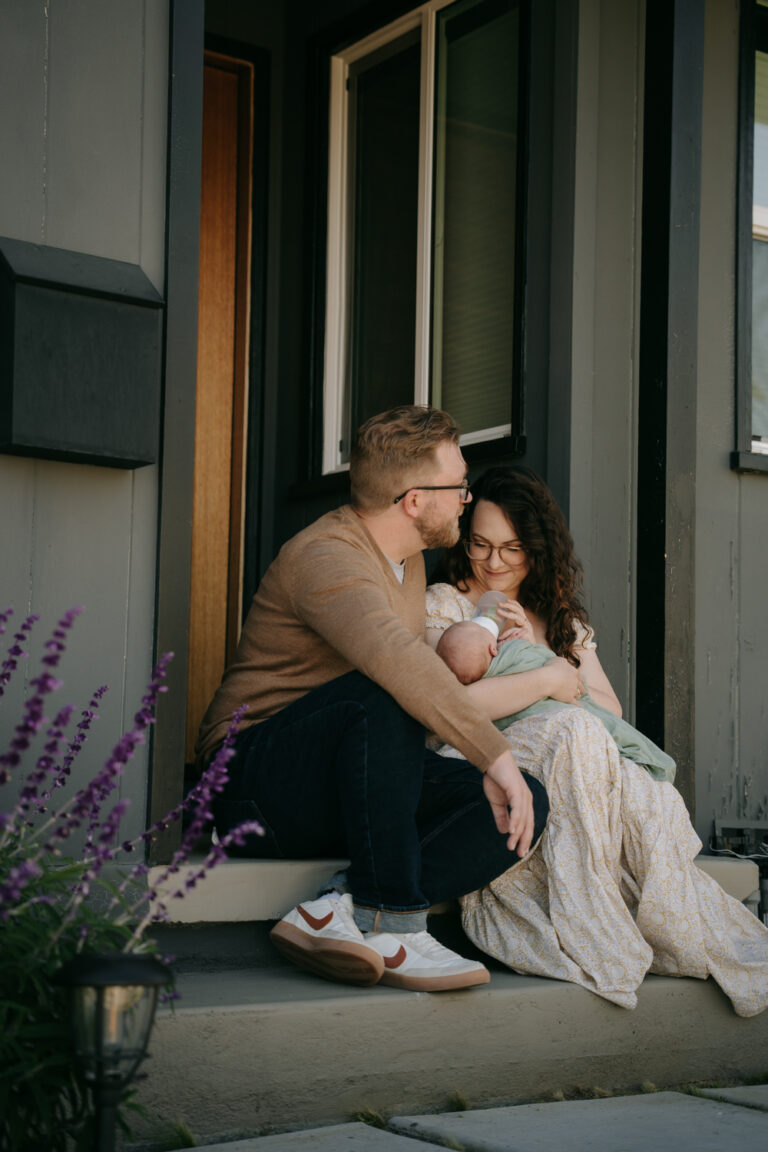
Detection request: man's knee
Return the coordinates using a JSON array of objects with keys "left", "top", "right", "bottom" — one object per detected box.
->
[{"left": 327, "top": 672, "right": 425, "bottom": 745}]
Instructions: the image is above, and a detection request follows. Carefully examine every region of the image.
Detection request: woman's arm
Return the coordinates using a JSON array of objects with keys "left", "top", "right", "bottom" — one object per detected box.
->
[
  {"left": 577, "top": 648, "right": 622, "bottom": 716},
  {"left": 466, "top": 657, "right": 585, "bottom": 720}
]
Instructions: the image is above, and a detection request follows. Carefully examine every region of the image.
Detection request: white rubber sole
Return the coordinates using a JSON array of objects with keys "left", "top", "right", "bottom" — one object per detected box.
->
[
  {"left": 377, "top": 965, "right": 490, "bottom": 993},
  {"left": 269, "top": 921, "right": 385, "bottom": 987}
]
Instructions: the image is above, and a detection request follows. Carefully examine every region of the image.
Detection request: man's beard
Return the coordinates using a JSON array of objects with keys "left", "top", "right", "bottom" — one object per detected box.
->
[{"left": 415, "top": 504, "right": 461, "bottom": 550}]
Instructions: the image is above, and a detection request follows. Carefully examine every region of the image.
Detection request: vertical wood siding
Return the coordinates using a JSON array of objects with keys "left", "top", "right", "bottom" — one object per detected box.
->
[
  {"left": 693, "top": 0, "right": 768, "bottom": 838},
  {"left": 0, "top": 0, "right": 169, "bottom": 843}
]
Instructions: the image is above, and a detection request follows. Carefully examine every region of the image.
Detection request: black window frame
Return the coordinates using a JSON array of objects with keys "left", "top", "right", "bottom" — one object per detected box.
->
[
  {"left": 301, "top": 0, "right": 530, "bottom": 495},
  {"left": 734, "top": 0, "right": 768, "bottom": 473}
]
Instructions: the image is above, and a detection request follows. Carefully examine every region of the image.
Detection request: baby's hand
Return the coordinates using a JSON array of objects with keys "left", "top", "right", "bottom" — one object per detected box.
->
[{"left": 497, "top": 600, "right": 535, "bottom": 643}]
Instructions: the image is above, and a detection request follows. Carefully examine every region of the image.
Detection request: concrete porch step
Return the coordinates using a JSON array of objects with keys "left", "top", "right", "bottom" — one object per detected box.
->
[
  {"left": 149, "top": 857, "right": 351, "bottom": 924},
  {"left": 149, "top": 854, "right": 762, "bottom": 924},
  {"left": 133, "top": 963, "right": 768, "bottom": 1147},
  {"left": 135, "top": 854, "right": 766, "bottom": 1144}
]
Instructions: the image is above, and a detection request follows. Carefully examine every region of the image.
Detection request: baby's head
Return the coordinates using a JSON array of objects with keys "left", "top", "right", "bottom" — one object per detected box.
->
[{"left": 436, "top": 620, "right": 496, "bottom": 685}]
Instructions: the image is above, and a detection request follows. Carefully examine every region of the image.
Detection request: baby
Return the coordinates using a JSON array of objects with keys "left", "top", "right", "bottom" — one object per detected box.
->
[
  {"left": 436, "top": 619, "right": 499, "bottom": 685},
  {"left": 436, "top": 618, "right": 675, "bottom": 782}
]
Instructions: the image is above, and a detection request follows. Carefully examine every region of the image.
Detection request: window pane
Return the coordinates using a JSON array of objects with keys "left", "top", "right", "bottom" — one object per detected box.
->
[
  {"left": 432, "top": 0, "right": 520, "bottom": 435},
  {"left": 345, "top": 34, "right": 421, "bottom": 456},
  {"left": 753, "top": 241, "right": 768, "bottom": 438},
  {"left": 752, "top": 49, "right": 768, "bottom": 446}
]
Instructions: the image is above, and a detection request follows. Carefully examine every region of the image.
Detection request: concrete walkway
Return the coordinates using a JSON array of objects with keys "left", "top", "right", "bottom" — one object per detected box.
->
[{"left": 190, "top": 1087, "right": 768, "bottom": 1150}]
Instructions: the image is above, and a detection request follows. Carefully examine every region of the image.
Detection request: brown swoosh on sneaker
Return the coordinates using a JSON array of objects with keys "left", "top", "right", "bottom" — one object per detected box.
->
[
  {"left": 383, "top": 945, "right": 407, "bottom": 969},
  {"left": 297, "top": 905, "right": 333, "bottom": 931}
]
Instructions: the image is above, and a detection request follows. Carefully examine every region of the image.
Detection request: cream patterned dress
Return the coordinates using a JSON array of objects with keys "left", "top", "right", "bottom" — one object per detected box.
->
[{"left": 426, "top": 582, "right": 768, "bottom": 1016}]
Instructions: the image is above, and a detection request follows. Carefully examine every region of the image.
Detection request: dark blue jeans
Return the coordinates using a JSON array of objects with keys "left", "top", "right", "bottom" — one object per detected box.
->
[{"left": 212, "top": 671, "right": 549, "bottom": 932}]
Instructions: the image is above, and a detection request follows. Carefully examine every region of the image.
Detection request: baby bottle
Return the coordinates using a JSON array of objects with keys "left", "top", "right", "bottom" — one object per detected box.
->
[{"left": 472, "top": 591, "right": 507, "bottom": 640}]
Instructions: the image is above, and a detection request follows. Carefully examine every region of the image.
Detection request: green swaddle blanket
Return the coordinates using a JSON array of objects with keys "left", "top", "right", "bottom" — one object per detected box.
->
[{"left": 487, "top": 638, "right": 675, "bottom": 783}]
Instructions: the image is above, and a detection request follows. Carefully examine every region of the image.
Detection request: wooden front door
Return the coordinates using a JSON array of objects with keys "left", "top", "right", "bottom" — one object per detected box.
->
[{"left": 185, "top": 51, "right": 254, "bottom": 763}]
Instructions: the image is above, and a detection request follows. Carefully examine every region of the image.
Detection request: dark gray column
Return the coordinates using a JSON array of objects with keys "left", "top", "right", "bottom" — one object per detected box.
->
[
  {"left": 151, "top": 0, "right": 205, "bottom": 862},
  {"left": 636, "top": 0, "right": 705, "bottom": 812}
]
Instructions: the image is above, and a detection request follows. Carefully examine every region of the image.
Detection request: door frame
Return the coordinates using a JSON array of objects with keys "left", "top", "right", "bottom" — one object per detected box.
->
[
  {"left": 150, "top": 0, "right": 204, "bottom": 863},
  {"left": 149, "top": 8, "right": 270, "bottom": 864}
]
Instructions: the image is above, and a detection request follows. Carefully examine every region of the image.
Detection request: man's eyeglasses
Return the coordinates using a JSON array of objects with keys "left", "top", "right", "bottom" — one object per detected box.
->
[
  {"left": 393, "top": 481, "right": 471, "bottom": 505},
  {"left": 464, "top": 539, "right": 526, "bottom": 564}
]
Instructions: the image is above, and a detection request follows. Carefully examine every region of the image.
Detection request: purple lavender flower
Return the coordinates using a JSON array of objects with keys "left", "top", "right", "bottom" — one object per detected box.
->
[
  {"left": 56, "top": 684, "right": 109, "bottom": 783},
  {"left": 15, "top": 705, "right": 76, "bottom": 814},
  {"left": 43, "top": 655, "right": 172, "bottom": 853},
  {"left": 126, "top": 704, "right": 249, "bottom": 863},
  {"left": 224, "top": 820, "right": 265, "bottom": 849},
  {"left": 0, "top": 609, "right": 79, "bottom": 783},
  {"left": 117, "top": 706, "right": 261, "bottom": 946},
  {"left": 164, "top": 822, "right": 263, "bottom": 902},
  {"left": 0, "top": 611, "right": 38, "bottom": 696},
  {"left": 98, "top": 799, "right": 131, "bottom": 842},
  {"left": 2, "top": 606, "right": 264, "bottom": 1016},
  {"left": 0, "top": 859, "right": 43, "bottom": 916}
]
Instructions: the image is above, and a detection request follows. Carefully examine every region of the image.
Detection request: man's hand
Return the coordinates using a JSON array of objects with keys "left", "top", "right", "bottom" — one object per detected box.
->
[{"left": 483, "top": 749, "right": 535, "bottom": 857}]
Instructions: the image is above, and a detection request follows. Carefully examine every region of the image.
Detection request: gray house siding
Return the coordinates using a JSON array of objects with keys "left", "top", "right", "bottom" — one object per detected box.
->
[
  {"left": 566, "top": 0, "right": 643, "bottom": 740},
  {"left": 0, "top": 0, "right": 169, "bottom": 842},
  {"left": 566, "top": 0, "right": 768, "bottom": 844},
  {"left": 694, "top": 0, "right": 768, "bottom": 834}
]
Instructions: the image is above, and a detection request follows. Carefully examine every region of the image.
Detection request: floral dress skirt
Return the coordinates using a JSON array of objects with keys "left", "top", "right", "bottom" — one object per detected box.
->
[{"left": 426, "top": 583, "right": 768, "bottom": 1016}]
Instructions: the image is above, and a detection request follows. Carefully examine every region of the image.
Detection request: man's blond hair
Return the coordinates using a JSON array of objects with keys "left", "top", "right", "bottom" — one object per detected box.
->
[{"left": 349, "top": 406, "right": 461, "bottom": 512}]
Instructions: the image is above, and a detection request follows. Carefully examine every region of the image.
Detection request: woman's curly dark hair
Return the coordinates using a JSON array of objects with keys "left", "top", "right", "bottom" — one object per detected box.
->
[{"left": 431, "top": 465, "right": 590, "bottom": 666}]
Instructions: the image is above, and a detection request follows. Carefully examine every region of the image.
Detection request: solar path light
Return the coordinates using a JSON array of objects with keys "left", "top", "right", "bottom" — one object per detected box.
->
[{"left": 56, "top": 952, "right": 172, "bottom": 1152}]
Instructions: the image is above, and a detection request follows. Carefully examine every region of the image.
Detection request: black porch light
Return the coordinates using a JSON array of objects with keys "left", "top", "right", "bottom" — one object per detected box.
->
[{"left": 56, "top": 952, "right": 173, "bottom": 1152}]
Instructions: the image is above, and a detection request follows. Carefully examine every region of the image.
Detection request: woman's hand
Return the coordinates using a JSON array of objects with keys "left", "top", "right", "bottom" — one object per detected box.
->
[
  {"left": 576, "top": 648, "right": 622, "bottom": 716},
  {"left": 496, "top": 600, "right": 535, "bottom": 643},
  {"left": 545, "top": 655, "right": 587, "bottom": 705}
]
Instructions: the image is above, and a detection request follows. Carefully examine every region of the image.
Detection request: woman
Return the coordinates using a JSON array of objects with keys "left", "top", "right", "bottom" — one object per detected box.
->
[{"left": 426, "top": 465, "right": 768, "bottom": 1016}]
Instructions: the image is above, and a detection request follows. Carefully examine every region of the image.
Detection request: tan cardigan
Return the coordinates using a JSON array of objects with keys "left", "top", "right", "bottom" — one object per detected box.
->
[{"left": 195, "top": 506, "right": 509, "bottom": 771}]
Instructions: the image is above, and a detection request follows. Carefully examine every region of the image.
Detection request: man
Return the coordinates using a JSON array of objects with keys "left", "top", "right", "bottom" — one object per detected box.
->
[{"left": 196, "top": 406, "right": 548, "bottom": 992}]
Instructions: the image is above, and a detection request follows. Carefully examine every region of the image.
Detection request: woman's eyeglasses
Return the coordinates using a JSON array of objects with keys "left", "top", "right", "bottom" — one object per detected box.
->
[
  {"left": 393, "top": 481, "right": 471, "bottom": 505},
  {"left": 464, "top": 539, "right": 526, "bottom": 564}
]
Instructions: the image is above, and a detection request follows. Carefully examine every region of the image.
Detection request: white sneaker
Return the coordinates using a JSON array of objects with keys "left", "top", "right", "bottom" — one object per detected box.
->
[
  {"left": 365, "top": 930, "right": 490, "bottom": 992},
  {"left": 269, "top": 893, "right": 384, "bottom": 987}
]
